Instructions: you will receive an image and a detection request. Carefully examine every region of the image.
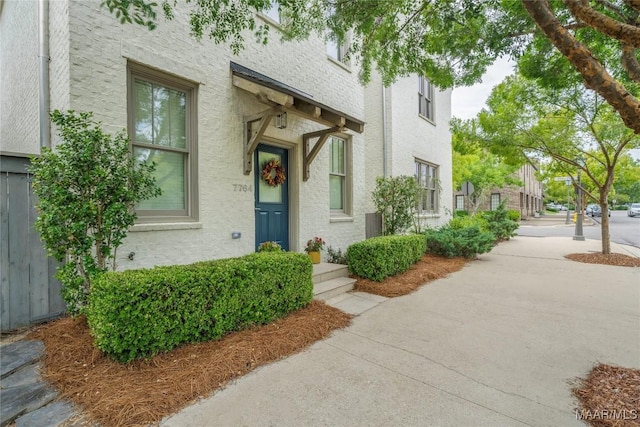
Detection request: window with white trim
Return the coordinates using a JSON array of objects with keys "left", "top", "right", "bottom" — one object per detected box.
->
[
  {"left": 128, "top": 62, "right": 198, "bottom": 222},
  {"left": 455, "top": 195, "right": 465, "bottom": 211},
  {"left": 418, "top": 76, "right": 434, "bottom": 121},
  {"left": 329, "top": 136, "right": 350, "bottom": 214},
  {"left": 415, "top": 159, "right": 439, "bottom": 214},
  {"left": 490, "top": 193, "right": 501, "bottom": 211}
]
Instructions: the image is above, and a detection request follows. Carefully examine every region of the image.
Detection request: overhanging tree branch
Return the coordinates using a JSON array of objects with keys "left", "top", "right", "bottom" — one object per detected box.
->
[
  {"left": 563, "top": 0, "right": 640, "bottom": 47},
  {"left": 523, "top": 0, "right": 640, "bottom": 134}
]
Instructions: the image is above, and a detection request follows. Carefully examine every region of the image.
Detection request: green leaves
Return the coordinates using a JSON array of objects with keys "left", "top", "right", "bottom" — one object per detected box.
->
[
  {"left": 372, "top": 175, "right": 420, "bottom": 236},
  {"left": 347, "top": 234, "right": 426, "bottom": 282},
  {"left": 86, "top": 252, "right": 313, "bottom": 362},
  {"left": 29, "top": 110, "right": 161, "bottom": 315}
]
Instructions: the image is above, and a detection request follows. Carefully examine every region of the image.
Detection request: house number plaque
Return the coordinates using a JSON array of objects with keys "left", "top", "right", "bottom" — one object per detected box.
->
[{"left": 233, "top": 184, "right": 253, "bottom": 192}]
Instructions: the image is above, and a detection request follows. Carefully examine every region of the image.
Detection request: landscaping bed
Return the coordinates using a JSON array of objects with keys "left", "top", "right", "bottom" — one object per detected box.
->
[{"left": 27, "top": 301, "right": 350, "bottom": 427}]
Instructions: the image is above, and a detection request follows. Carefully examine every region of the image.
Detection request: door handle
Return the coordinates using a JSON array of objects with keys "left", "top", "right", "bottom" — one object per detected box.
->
[{"left": 254, "top": 207, "right": 261, "bottom": 211}]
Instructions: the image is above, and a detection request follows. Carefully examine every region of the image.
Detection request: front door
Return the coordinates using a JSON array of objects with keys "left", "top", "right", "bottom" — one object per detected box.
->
[{"left": 255, "top": 144, "right": 289, "bottom": 251}]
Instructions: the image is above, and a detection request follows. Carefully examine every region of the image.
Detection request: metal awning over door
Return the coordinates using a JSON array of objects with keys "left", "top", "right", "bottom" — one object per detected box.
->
[{"left": 230, "top": 62, "right": 365, "bottom": 180}]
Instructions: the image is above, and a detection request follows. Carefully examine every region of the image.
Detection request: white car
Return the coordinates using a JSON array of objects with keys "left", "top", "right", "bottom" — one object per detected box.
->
[{"left": 628, "top": 203, "right": 640, "bottom": 217}]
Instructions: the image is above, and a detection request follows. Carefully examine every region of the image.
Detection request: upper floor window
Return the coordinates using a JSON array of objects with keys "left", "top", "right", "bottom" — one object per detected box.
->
[
  {"left": 415, "top": 159, "right": 439, "bottom": 214},
  {"left": 418, "top": 76, "right": 434, "bottom": 121},
  {"left": 127, "top": 62, "right": 199, "bottom": 222},
  {"left": 262, "top": 1, "right": 281, "bottom": 24},
  {"left": 327, "top": 33, "right": 349, "bottom": 64}
]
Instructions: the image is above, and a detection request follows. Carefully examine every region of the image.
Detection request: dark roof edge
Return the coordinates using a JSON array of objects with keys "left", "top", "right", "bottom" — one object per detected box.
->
[{"left": 230, "top": 62, "right": 364, "bottom": 126}]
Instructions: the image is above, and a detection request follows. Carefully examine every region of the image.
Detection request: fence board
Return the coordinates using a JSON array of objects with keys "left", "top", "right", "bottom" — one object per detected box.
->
[
  {"left": 1, "top": 173, "right": 11, "bottom": 329},
  {"left": 7, "top": 173, "right": 31, "bottom": 329},
  {"left": 1, "top": 156, "right": 65, "bottom": 331}
]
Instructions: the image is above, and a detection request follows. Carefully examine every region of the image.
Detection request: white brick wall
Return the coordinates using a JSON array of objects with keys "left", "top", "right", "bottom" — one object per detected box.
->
[
  {"left": 2, "top": 0, "right": 453, "bottom": 270},
  {"left": 55, "top": 0, "right": 366, "bottom": 269},
  {"left": 364, "top": 72, "right": 453, "bottom": 229},
  {"left": 0, "top": 0, "right": 40, "bottom": 155}
]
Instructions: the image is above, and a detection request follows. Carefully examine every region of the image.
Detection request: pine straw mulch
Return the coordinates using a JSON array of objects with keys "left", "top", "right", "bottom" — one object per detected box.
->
[
  {"left": 26, "top": 300, "right": 351, "bottom": 427},
  {"left": 573, "top": 363, "right": 640, "bottom": 427},
  {"left": 565, "top": 253, "right": 640, "bottom": 267},
  {"left": 353, "top": 253, "right": 469, "bottom": 297}
]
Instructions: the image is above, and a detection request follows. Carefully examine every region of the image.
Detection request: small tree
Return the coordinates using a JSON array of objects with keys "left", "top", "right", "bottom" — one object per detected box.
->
[
  {"left": 372, "top": 176, "right": 419, "bottom": 235},
  {"left": 30, "top": 110, "right": 161, "bottom": 314}
]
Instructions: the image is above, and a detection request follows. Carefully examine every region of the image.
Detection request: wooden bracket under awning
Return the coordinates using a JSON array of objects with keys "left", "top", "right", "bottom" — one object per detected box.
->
[
  {"left": 232, "top": 62, "right": 364, "bottom": 177},
  {"left": 303, "top": 125, "right": 343, "bottom": 181},
  {"left": 244, "top": 106, "right": 283, "bottom": 175}
]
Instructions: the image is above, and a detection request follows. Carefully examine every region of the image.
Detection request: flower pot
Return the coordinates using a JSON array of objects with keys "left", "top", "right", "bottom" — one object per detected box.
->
[{"left": 308, "top": 251, "right": 321, "bottom": 264}]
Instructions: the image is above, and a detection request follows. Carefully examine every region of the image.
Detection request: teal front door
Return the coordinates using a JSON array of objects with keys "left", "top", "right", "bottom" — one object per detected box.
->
[{"left": 255, "top": 144, "right": 289, "bottom": 251}]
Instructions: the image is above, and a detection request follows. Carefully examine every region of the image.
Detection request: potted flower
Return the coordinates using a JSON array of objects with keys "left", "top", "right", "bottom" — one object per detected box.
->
[
  {"left": 258, "top": 241, "right": 283, "bottom": 252},
  {"left": 304, "top": 236, "right": 325, "bottom": 264}
]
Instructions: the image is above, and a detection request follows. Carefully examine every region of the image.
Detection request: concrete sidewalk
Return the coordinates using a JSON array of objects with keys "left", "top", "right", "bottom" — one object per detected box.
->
[{"left": 161, "top": 236, "right": 640, "bottom": 427}]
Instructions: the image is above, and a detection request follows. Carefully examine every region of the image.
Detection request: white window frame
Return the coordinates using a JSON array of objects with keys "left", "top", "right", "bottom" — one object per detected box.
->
[
  {"left": 329, "top": 136, "right": 351, "bottom": 217},
  {"left": 415, "top": 159, "right": 439, "bottom": 215},
  {"left": 127, "top": 62, "right": 199, "bottom": 223},
  {"left": 455, "top": 195, "right": 465, "bottom": 211},
  {"left": 418, "top": 75, "right": 434, "bottom": 122}
]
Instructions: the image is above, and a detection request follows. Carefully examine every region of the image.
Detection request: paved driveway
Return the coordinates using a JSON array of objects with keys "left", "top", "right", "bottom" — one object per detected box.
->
[{"left": 162, "top": 237, "right": 640, "bottom": 427}]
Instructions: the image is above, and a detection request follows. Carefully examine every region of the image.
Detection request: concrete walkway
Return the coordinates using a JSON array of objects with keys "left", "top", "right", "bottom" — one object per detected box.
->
[{"left": 161, "top": 236, "right": 640, "bottom": 427}]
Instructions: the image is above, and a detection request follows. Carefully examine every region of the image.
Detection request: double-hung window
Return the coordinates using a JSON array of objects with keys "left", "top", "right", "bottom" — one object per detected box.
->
[
  {"left": 415, "top": 159, "right": 439, "bottom": 214},
  {"left": 418, "top": 76, "right": 434, "bottom": 121},
  {"left": 128, "top": 62, "right": 198, "bottom": 222},
  {"left": 329, "top": 136, "right": 349, "bottom": 214}
]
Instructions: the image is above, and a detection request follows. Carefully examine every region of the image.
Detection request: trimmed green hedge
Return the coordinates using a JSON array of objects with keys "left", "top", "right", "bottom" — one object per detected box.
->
[
  {"left": 86, "top": 252, "right": 313, "bottom": 363},
  {"left": 347, "top": 234, "right": 426, "bottom": 282},
  {"left": 425, "top": 226, "right": 495, "bottom": 258}
]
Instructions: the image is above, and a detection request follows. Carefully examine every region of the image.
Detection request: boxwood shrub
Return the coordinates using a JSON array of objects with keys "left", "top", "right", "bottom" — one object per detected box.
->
[
  {"left": 425, "top": 226, "right": 495, "bottom": 258},
  {"left": 347, "top": 234, "right": 426, "bottom": 282},
  {"left": 86, "top": 252, "right": 313, "bottom": 363}
]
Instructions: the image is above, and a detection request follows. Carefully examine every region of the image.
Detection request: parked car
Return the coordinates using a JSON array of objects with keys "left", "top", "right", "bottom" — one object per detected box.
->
[
  {"left": 590, "top": 205, "right": 610, "bottom": 217},
  {"left": 585, "top": 204, "right": 597, "bottom": 215},
  {"left": 627, "top": 203, "right": 640, "bottom": 217}
]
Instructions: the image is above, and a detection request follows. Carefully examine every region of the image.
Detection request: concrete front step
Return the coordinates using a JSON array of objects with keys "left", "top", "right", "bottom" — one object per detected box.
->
[
  {"left": 312, "top": 263, "right": 350, "bottom": 285},
  {"left": 313, "top": 277, "right": 356, "bottom": 301}
]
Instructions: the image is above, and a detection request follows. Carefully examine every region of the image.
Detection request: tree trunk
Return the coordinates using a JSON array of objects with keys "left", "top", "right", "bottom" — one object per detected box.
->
[
  {"left": 599, "top": 202, "right": 612, "bottom": 254},
  {"left": 522, "top": 0, "right": 640, "bottom": 134}
]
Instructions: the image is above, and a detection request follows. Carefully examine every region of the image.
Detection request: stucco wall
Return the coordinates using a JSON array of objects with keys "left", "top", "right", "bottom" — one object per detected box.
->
[
  {"left": 0, "top": 0, "right": 40, "bottom": 156},
  {"left": 57, "top": 0, "right": 366, "bottom": 269}
]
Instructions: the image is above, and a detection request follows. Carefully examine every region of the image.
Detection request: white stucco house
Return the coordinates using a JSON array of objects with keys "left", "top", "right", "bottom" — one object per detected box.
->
[{"left": 0, "top": 0, "right": 452, "bottom": 326}]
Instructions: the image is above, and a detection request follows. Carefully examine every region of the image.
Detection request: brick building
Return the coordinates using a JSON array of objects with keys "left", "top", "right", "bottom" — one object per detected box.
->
[
  {"left": 454, "top": 163, "right": 544, "bottom": 217},
  {"left": 1, "top": 0, "right": 453, "bottom": 326}
]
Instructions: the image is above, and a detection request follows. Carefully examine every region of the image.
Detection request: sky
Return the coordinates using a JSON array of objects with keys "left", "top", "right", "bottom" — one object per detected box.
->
[{"left": 450, "top": 56, "right": 516, "bottom": 120}]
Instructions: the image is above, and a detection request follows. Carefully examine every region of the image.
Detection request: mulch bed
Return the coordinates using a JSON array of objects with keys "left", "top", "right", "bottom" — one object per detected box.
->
[
  {"left": 353, "top": 253, "right": 469, "bottom": 297},
  {"left": 20, "top": 249, "right": 640, "bottom": 426},
  {"left": 27, "top": 301, "right": 351, "bottom": 427},
  {"left": 565, "top": 253, "right": 640, "bottom": 267},
  {"left": 573, "top": 363, "right": 640, "bottom": 426}
]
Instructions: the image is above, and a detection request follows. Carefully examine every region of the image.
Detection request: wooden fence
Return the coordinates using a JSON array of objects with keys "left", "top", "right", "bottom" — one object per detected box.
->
[{"left": 1, "top": 155, "right": 65, "bottom": 332}]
